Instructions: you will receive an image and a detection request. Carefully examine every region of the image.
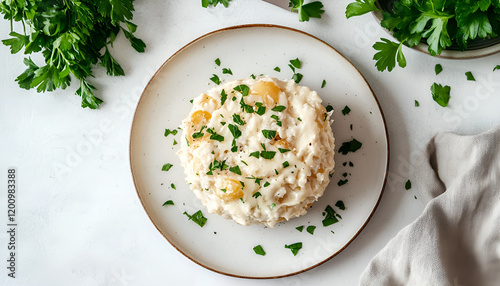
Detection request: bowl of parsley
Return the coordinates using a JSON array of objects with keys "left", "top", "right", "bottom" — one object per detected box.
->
[{"left": 346, "top": 0, "right": 500, "bottom": 71}]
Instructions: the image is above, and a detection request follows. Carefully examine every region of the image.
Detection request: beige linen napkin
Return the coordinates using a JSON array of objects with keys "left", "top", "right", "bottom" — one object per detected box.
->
[{"left": 360, "top": 127, "right": 500, "bottom": 286}]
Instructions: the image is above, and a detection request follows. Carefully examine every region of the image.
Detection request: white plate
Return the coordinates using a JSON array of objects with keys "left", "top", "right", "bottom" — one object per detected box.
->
[{"left": 130, "top": 24, "right": 389, "bottom": 279}]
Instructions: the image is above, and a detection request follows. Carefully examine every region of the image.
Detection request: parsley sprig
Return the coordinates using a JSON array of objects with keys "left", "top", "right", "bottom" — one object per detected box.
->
[
  {"left": 346, "top": 0, "right": 500, "bottom": 71},
  {"left": 1, "top": 0, "right": 145, "bottom": 109},
  {"left": 289, "top": 0, "right": 325, "bottom": 22}
]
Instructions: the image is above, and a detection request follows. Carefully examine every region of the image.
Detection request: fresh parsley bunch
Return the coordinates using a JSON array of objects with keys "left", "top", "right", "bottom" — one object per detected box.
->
[
  {"left": 1, "top": 0, "right": 145, "bottom": 109},
  {"left": 346, "top": 0, "right": 500, "bottom": 71}
]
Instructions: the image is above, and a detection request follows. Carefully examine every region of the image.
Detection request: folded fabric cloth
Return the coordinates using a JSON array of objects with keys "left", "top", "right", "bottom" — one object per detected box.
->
[{"left": 360, "top": 127, "right": 500, "bottom": 286}]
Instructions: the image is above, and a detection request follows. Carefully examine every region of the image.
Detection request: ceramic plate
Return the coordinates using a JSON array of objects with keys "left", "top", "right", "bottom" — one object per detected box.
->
[{"left": 130, "top": 24, "right": 389, "bottom": 278}]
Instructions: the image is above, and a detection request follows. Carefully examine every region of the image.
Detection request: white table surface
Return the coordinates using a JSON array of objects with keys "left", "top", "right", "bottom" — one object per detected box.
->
[{"left": 1, "top": 1, "right": 499, "bottom": 285}]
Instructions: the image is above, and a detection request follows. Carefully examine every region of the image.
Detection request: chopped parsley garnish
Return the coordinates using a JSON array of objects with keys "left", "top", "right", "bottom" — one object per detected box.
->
[
  {"left": 240, "top": 98, "right": 254, "bottom": 113},
  {"left": 241, "top": 160, "right": 248, "bottom": 166},
  {"left": 261, "top": 151, "right": 276, "bottom": 160},
  {"left": 202, "top": 0, "right": 232, "bottom": 8},
  {"left": 252, "top": 192, "right": 262, "bottom": 198},
  {"left": 262, "top": 130, "right": 277, "bottom": 140},
  {"left": 253, "top": 245, "right": 266, "bottom": 256},
  {"left": 223, "top": 68, "right": 233, "bottom": 75},
  {"left": 264, "top": 182, "right": 271, "bottom": 187},
  {"left": 292, "top": 73, "right": 303, "bottom": 84},
  {"left": 335, "top": 200, "right": 345, "bottom": 210},
  {"left": 271, "top": 114, "right": 282, "bottom": 127},
  {"left": 282, "top": 161, "right": 290, "bottom": 168},
  {"left": 274, "top": 66, "right": 281, "bottom": 72},
  {"left": 255, "top": 102, "right": 266, "bottom": 115},
  {"left": 220, "top": 89, "right": 227, "bottom": 105},
  {"left": 232, "top": 114, "right": 244, "bottom": 125},
  {"left": 349, "top": 161, "right": 354, "bottom": 167},
  {"left": 240, "top": 198, "right": 245, "bottom": 203},
  {"left": 289, "top": 58, "right": 302, "bottom": 69},
  {"left": 192, "top": 126, "right": 206, "bottom": 139},
  {"left": 171, "top": 183, "right": 176, "bottom": 190},
  {"left": 231, "top": 140, "right": 237, "bottom": 151},
  {"left": 162, "top": 200, "right": 174, "bottom": 206},
  {"left": 296, "top": 225, "right": 304, "bottom": 232},
  {"left": 338, "top": 139, "right": 363, "bottom": 155},
  {"left": 321, "top": 80, "right": 326, "bottom": 88},
  {"left": 326, "top": 104, "right": 334, "bottom": 112},
  {"left": 250, "top": 74, "right": 256, "bottom": 79},
  {"left": 164, "top": 129, "right": 178, "bottom": 137},
  {"left": 435, "top": 64, "right": 443, "bottom": 75},
  {"left": 215, "top": 58, "right": 221, "bottom": 66},
  {"left": 465, "top": 71, "right": 475, "bottom": 81},
  {"left": 342, "top": 106, "right": 351, "bottom": 115},
  {"left": 183, "top": 210, "right": 207, "bottom": 227},
  {"left": 306, "top": 225, "right": 316, "bottom": 235},
  {"left": 233, "top": 84, "right": 250, "bottom": 96},
  {"left": 270, "top": 203, "right": 276, "bottom": 209},
  {"left": 185, "top": 136, "right": 190, "bottom": 146},
  {"left": 246, "top": 175, "right": 262, "bottom": 186},
  {"left": 405, "top": 180, "right": 412, "bottom": 190},
  {"left": 284, "top": 242, "right": 303, "bottom": 256},
  {"left": 249, "top": 151, "right": 260, "bottom": 158},
  {"left": 209, "top": 133, "right": 224, "bottom": 142},
  {"left": 229, "top": 165, "right": 241, "bottom": 175},
  {"left": 322, "top": 205, "right": 339, "bottom": 227},
  {"left": 173, "top": 139, "right": 178, "bottom": 145},
  {"left": 338, "top": 179, "right": 348, "bottom": 186},
  {"left": 272, "top": 105, "right": 286, "bottom": 112},
  {"left": 415, "top": 100, "right": 420, "bottom": 107},
  {"left": 297, "top": 117, "right": 302, "bottom": 122},
  {"left": 206, "top": 159, "right": 229, "bottom": 175},
  {"left": 494, "top": 65, "right": 500, "bottom": 71},
  {"left": 278, "top": 148, "right": 291, "bottom": 153},
  {"left": 162, "top": 163, "right": 173, "bottom": 171},
  {"left": 228, "top": 124, "right": 242, "bottom": 139},
  {"left": 431, "top": 83, "right": 451, "bottom": 107},
  {"left": 210, "top": 74, "right": 221, "bottom": 85}
]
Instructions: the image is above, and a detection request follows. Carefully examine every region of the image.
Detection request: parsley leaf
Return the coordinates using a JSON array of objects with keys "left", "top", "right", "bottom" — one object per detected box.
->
[
  {"left": 202, "top": 0, "right": 231, "bottom": 8},
  {"left": 431, "top": 83, "right": 451, "bottom": 107},
  {"left": 210, "top": 74, "right": 221, "bottom": 85},
  {"left": 345, "top": 0, "right": 378, "bottom": 18},
  {"left": 272, "top": 105, "right": 287, "bottom": 112},
  {"left": 229, "top": 165, "right": 241, "bottom": 175},
  {"left": 164, "top": 129, "right": 178, "bottom": 137},
  {"left": 262, "top": 130, "right": 277, "bottom": 140},
  {"left": 162, "top": 200, "right": 174, "bottom": 206},
  {"left": 335, "top": 200, "right": 345, "bottom": 210},
  {"left": 215, "top": 58, "right": 221, "bottom": 66},
  {"left": 228, "top": 124, "right": 242, "bottom": 139},
  {"left": 252, "top": 192, "right": 262, "bottom": 198},
  {"left": 234, "top": 84, "right": 250, "bottom": 96},
  {"left": 284, "top": 242, "right": 303, "bottom": 256},
  {"left": 253, "top": 245, "right": 266, "bottom": 256},
  {"left": 249, "top": 151, "right": 260, "bottom": 158},
  {"left": 435, "top": 64, "right": 443, "bottom": 75},
  {"left": 342, "top": 106, "right": 351, "bottom": 115},
  {"left": 373, "top": 38, "right": 407, "bottom": 72},
  {"left": 162, "top": 163, "right": 173, "bottom": 171},
  {"left": 220, "top": 89, "right": 228, "bottom": 105},
  {"left": 260, "top": 151, "right": 276, "bottom": 160},
  {"left": 338, "top": 139, "right": 363, "bottom": 155},
  {"left": 279, "top": 148, "right": 291, "bottom": 153},
  {"left": 296, "top": 225, "right": 304, "bottom": 232},
  {"left": 306, "top": 225, "right": 316, "bottom": 235},
  {"left": 223, "top": 68, "right": 233, "bottom": 75},
  {"left": 232, "top": 114, "right": 244, "bottom": 125},
  {"left": 183, "top": 210, "right": 207, "bottom": 227},
  {"left": 405, "top": 180, "right": 412, "bottom": 190},
  {"left": 322, "top": 205, "right": 339, "bottom": 227},
  {"left": 465, "top": 71, "right": 476, "bottom": 81},
  {"left": 289, "top": 0, "right": 325, "bottom": 22}
]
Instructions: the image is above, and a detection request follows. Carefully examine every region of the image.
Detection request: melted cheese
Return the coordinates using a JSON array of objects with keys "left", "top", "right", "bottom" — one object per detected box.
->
[{"left": 177, "top": 76, "right": 335, "bottom": 227}]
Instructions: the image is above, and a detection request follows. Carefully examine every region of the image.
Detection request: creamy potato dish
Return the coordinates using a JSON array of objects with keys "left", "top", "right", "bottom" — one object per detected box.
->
[{"left": 177, "top": 76, "right": 335, "bottom": 227}]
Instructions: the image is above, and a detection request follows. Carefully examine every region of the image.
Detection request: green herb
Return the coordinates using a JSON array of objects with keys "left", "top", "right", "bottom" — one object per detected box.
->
[
  {"left": 202, "top": 0, "right": 231, "bottom": 8},
  {"left": 435, "top": 64, "right": 443, "bottom": 75},
  {"left": 321, "top": 80, "right": 326, "bottom": 88},
  {"left": 306, "top": 225, "right": 316, "bottom": 235},
  {"left": 183, "top": 210, "right": 207, "bottom": 227},
  {"left": 173, "top": 139, "right": 178, "bottom": 145},
  {"left": 345, "top": 0, "right": 379, "bottom": 19},
  {"left": 246, "top": 175, "right": 262, "bottom": 186},
  {"left": 325, "top": 105, "right": 333, "bottom": 113},
  {"left": 252, "top": 192, "right": 262, "bottom": 198},
  {"left": 494, "top": 65, "right": 500, "bottom": 71},
  {"left": 342, "top": 106, "right": 351, "bottom": 115},
  {"left": 250, "top": 74, "right": 256, "bottom": 79},
  {"left": 253, "top": 245, "right": 266, "bottom": 256},
  {"left": 240, "top": 198, "right": 245, "bottom": 203},
  {"left": 405, "top": 180, "right": 412, "bottom": 190},
  {"left": 415, "top": 100, "right": 420, "bottom": 107},
  {"left": 233, "top": 114, "right": 244, "bottom": 125},
  {"left": 185, "top": 136, "right": 190, "bottom": 146},
  {"left": 228, "top": 124, "right": 242, "bottom": 139},
  {"left": 465, "top": 71, "right": 476, "bottom": 81},
  {"left": 335, "top": 200, "right": 345, "bottom": 210},
  {"left": 372, "top": 39, "right": 406, "bottom": 72},
  {"left": 274, "top": 66, "right": 281, "bottom": 72},
  {"left": 270, "top": 203, "right": 276, "bottom": 209},
  {"left": 282, "top": 161, "right": 290, "bottom": 168},
  {"left": 431, "top": 83, "right": 451, "bottom": 107},
  {"left": 1, "top": 0, "right": 145, "bottom": 109},
  {"left": 162, "top": 200, "right": 174, "bottom": 206},
  {"left": 171, "top": 183, "right": 176, "bottom": 190},
  {"left": 239, "top": 98, "right": 254, "bottom": 113},
  {"left": 290, "top": 58, "right": 302, "bottom": 69},
  {"left": 162, "top": 163, "right": 173, "bottom": 172},
  {"left": 215, "top": 58, "right": 221, "bottom": 66},
  {"left": 338, "top": 179, "right": 348, "bottom": 186},
  {"left": 249, "top": 151, "right": 260, "bottom": 159},
  {"left": 264, "top": 182, "right": 271, "bottom": 187},
  {"left": 279, "top": 148, "right": 291, "bottom": 153},
  {"left": 220, "top": 89, "right": 227, "bottom": 105},
  {"left": 289, "top": 0, "right": 325, "bottom": 22},
  {"left": 164, "top": 129, "right": 178, "bottom": 137},
  {"left": 342, "top": 172, "right": 348, "bottom": 177},
  {"left": 241, "top": 160, "right": 248, "bottom": 166},
  {"left": 274, "top": 169, "right": 279, "bottom": 175},
  {"left": 284, "top": 242, "right": 303, "bottom": 256},
  {"left": 192, "top": 126, "right": 206, "bottom": 139},
  {"left": 338, "top": 139, "right": 363, "bottom": 155},
  {"left": 322, "top": 205, "right": 339, "bottom": 227},
  {"left": 261, "top": 151, "right": 276, "bottom": 160},
  {"left": 210, "top": 74, "right": 221, "bottom": 85},
  {"left": 229, "top": 165, "right": 241, "bottom": 175},
  {"left": 255, "top": 102, "right": 266, "bottom": 116},
  {"left": 296, "top": 225, "right": 304, "bottom": 232},
  {"left": 297, "top": 117, "right": 302, "bottom": 122},
  {"left": 271, "top": 114, "right": 282, "bottom": 127},
  {"left": 223, "top": 68, "right": 233, "bottom": 75},
  {"left": 272, "top": 105, "right": 286, "bottom": 112},
  {"left": 206, "top": 159, "right": 229, "bottom": 175},
  {"left": 262, "top": 130, "right": 277, "bottom": 140},
  {"left": 349, "top": 161, "right": 354, "bottom": 167},
  {"left": 234, "top": 84, "right": 250, "bottom": 96},
  {"left": 292, "top": 73, "right": 303, "bottom": 84},
  {"left": 220, "top": 189, "right": 227, "bottom": 193}
]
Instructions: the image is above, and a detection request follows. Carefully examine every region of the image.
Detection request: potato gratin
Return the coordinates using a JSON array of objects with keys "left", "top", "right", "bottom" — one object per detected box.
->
[{"left": 177, "top": 76, "right": 335, "bottom": 227}]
